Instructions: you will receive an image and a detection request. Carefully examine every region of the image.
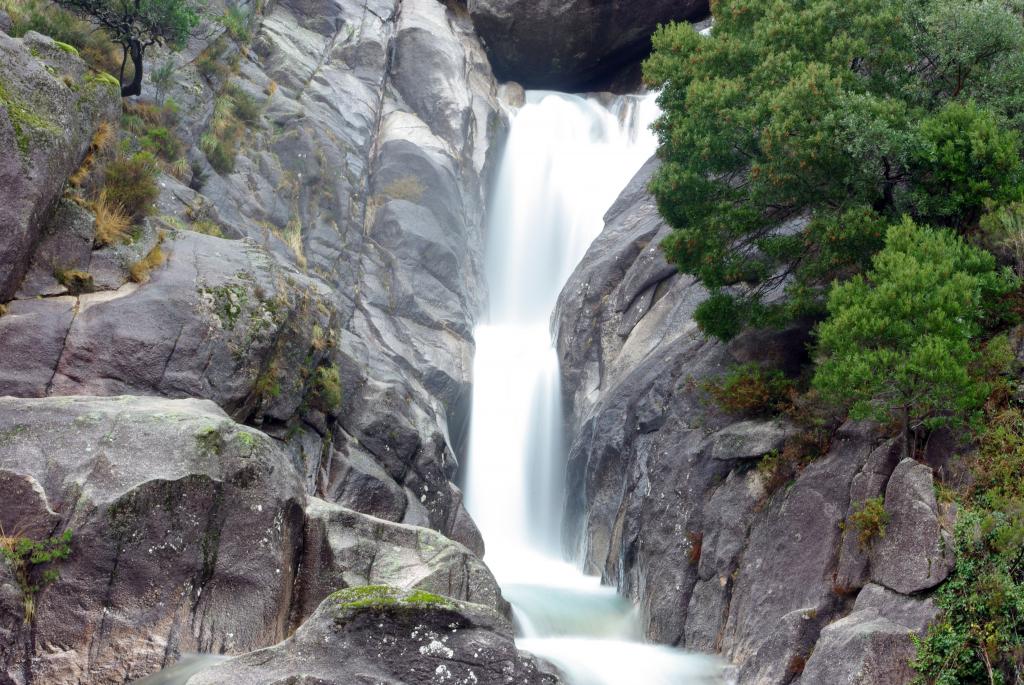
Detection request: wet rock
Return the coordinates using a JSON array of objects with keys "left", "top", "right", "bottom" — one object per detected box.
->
[
  {"left": 870, "top": 459, "right": 956, "bottom": 594},
  {"left": 0, "top": 30, "right": 120, "bottom": 300},
  {"left": 0, "top": 396, "right": 306, "bottom": 684},
  {"left": 186, "top": 587, "right": 559, "bottom": 685},
  {"left": 292, "top": 497, "right": 505, "bottom": 624},
  {"left": 466, "top": 0, "right": 710, "bottom": 90}
]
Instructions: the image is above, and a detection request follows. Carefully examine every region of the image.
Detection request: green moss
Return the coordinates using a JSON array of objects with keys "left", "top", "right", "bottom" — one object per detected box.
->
[
  {"left": 53, "top": 40, "right": 79, "bottom": 56},
  {"left": 0, "top": 78, "right": 61, "bottom": 156},
  {"left": 85, "top": 71, "right": 120, "bottom": 91},
  {"left": 195, "top": 425, "right": 223, "bottom": 456},
  {"left": 329, "top": 585, "right": 454, "bottom": 611}
]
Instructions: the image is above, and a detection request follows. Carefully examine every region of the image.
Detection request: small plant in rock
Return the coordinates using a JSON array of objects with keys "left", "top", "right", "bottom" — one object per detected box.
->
[
  {"left": 53, "top": 266, "right": 95, "bottom": 295},
  {"left": 703, "top": 363, "right": 794, "bottom": 417},
  {"left": 128, "top": 232, "right": 167, "bottom": 284},
  {"left": 92, "top": 191, "right": 132, "bottom": 246},
  {"left": 314, "top": 364, "right": 342, "bottom": 413},
  {"left": 0, "top": 524, "right": 73, "bottom": 624},
  {"left": 102, "top": 152, "right": 161, "bottom": 219},
  {"left": 848, "top": 497, "right": 889, "bottom": 550}
]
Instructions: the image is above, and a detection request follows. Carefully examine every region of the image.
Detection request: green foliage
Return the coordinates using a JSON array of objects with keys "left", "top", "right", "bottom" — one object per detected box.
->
[
  {"left": 220, "top": 5, "right": 252, "bottom": 43},
  {"left": 52, "top": 0, "right": 203, "bottom": 95},
  {"left": 102, "top": 152, "right": 160, "bottom": 219},
  {"left": 813, "top": 219, "right": 1018, "bottom": 442},
  {"left": 644, "top": 0, "right": 1024, "bottom": 338},
  {"left": 150, "top": 57, "right": 177, "bottom": 104},
  {"left": 314, "top": 364, "right": 342, "bottom": 413},
  {"left": 1, "top": 0, "right": 122, "bottom": 73},
  {"left": 201, "top": 83, "right": 263, "bottom": 174},
  {"left": 911, "top": 102, "right": 1024, "bottom": 228},
  {"left": 703, "top": 363, "right": 793, "bottom": 417},
  {"left": 848, "top": 497, "right": 890, "bottom": 549},
  {"left": 0, "top": 528, "right": 73, "bottom": 624},
  {"left": 913, "top": 509, "right": 1024, "bottom": 685}
]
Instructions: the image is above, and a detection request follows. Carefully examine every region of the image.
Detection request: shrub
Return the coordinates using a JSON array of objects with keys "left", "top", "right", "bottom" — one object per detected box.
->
[
  {"left": 912, "top": 509, "right": 1024, "bottom": 685},
  {"left": 2, "top": 0, "right": 121, "bottom": 74},
  {"left": 703, "top": 363, "right": 794, "bottom": 417},
  {"left": 848, "top": 497, "right": 890, "bottom": 549},
  {"left": 0, "top": 526, "right": 73, "bottom": 624},
  {"left": 102, "top": 152, "right": 160, "bottom": 219}
]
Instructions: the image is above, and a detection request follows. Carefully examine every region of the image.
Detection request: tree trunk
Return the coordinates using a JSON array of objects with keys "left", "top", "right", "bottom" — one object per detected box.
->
[
  {"left": 901, "top": 405, "right": 911, "bottom": 461},
  {"left": 121, "top": 39, "right": 144, "bottom": 98}
]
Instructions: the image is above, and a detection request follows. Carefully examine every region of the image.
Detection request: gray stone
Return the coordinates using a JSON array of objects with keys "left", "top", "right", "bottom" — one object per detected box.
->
[
  {"left": 853, "top": 583, "right": 940, "bottom": 635},
  {"left": 186, "top": 589, "right": 559, "bottom": 685},
  {"left": 0, "top": 396, "right": 306, "bottom": 684},
  {"left": 0, "top": 30, "right": 120, "bottom": 300},
  {"left": 704, "top": 419, "right": 799, "bottom": 462},
  {"left": 0, "top": 296, "right": 76, "bottom": 396},
  {"left": 3, "top": 231, "right": 340, "bottom": 430},
  {"left": 834, "top": 439, "right": 901, "bottom": 593},
  {"left": 722, "top": 423, "right": 875, "bottom": 668},
  {"left": 870, "top": 459, "right": 956, "bottom": 594},
  {"left": 799, "top": 610, "right": 919, "bottom": 685},
  {"left": 467, "top": 0, "right": 709, "bottom": 90},
  {"left": 292, "top": 497, "right": 505, "bottom": 624}
]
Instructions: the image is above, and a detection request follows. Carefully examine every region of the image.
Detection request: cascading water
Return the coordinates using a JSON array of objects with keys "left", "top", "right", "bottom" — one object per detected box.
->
[{"left": 464, "top": 92, "right": 723, "bottom": 685}]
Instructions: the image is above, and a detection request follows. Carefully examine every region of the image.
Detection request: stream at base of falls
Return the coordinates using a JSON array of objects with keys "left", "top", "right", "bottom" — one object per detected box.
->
[{"left": 463, "top": 91, "right": 724, "bottom": 685}]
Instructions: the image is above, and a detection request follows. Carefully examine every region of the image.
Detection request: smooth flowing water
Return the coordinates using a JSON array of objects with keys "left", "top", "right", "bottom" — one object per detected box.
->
[{"left": 464, "top": 92, "right": 723, "bottom": 685}]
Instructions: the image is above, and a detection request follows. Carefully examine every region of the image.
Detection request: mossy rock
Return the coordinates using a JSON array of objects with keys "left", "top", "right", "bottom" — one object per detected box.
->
[{"left": 329, "top": 585, "right": 455, "bottom": 612}]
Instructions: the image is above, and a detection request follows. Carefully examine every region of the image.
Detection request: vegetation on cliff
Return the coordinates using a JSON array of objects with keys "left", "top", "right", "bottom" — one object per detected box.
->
[{"left": 647, "top": 0, "right": 1024, "bottom": 681}]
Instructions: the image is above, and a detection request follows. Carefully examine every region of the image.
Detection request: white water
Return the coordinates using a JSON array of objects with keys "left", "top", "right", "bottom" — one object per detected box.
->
[{"left": 464, "top": 92, "right": 723, "bottom": 685}]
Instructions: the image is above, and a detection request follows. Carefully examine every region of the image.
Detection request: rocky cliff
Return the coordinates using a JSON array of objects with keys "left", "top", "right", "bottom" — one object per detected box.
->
[
  {"left": 554, "top": 159, "right": 952, "bottom": 684},
  {"left": 0, "top": 0, "right": 529, "bottom": 680}
]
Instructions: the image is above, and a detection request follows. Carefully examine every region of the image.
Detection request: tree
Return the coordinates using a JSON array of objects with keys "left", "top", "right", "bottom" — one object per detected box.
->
[
  {"left": 812, "top": 218, "right": 1017, "bottom": 458},
  {"left": 643, "top": 0, "right": 1024, "bottom": 339},
  {"left": 54, "top": 0, "right": 202, "bottom": 97}
]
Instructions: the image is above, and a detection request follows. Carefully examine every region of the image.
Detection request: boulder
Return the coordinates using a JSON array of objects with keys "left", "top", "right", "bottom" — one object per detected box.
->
[
  {"left": 0, "top": 30, "right": 120, "bottom": 300},
  {"left": 870, "top": 459, "right": 956, "bottom": 594},
  {"left": 292, "top": 497, "right": 505, "bottom": 623},
  {"left": 0, "top": 396, "right": 306, "bottom": 684},
  {"left": 186, "top": 587, "right": 559, "bottom": 685},
  {"left": 704, "top": 419, "right": 799, "bottom": 462},
  {"left": 466, "top": 0, "right": 710, "bottom": 90},
  {"left": 798, "top": 611, "right": 919, "bottom": 685}
]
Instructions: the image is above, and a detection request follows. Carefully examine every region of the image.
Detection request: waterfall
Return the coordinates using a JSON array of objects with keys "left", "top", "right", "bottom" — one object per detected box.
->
[{"left": 464, "top": 92, "right": 723, "bottom": 685}]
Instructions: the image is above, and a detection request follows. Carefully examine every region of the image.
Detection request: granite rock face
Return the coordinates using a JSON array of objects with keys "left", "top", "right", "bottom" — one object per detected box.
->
[
  {"left": 0, "top": 396, "right": 306, "bottom": 685},
  {"left": 554, "top": 159, "right": 948, "bottom": 684},
  {"left": 186, "top": 588, "right": 559, "bottom": 685},
  {"left": 0, "top": 2, "right": 510, "bottom": 681},
  {"left": 466, "top": 0, "right": 710, "bottom": 90},
  {"left": 0, "top": 31, "right": 120, "bottom": 300}
]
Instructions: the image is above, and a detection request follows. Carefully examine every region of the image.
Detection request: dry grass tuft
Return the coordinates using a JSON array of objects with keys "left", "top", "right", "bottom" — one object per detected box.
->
[
  {"left": 129, "top": 233, "right": 168, "bottom": 284},
  {"left": 92, "top": 191, "right": 131, "bottom": 246}
]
